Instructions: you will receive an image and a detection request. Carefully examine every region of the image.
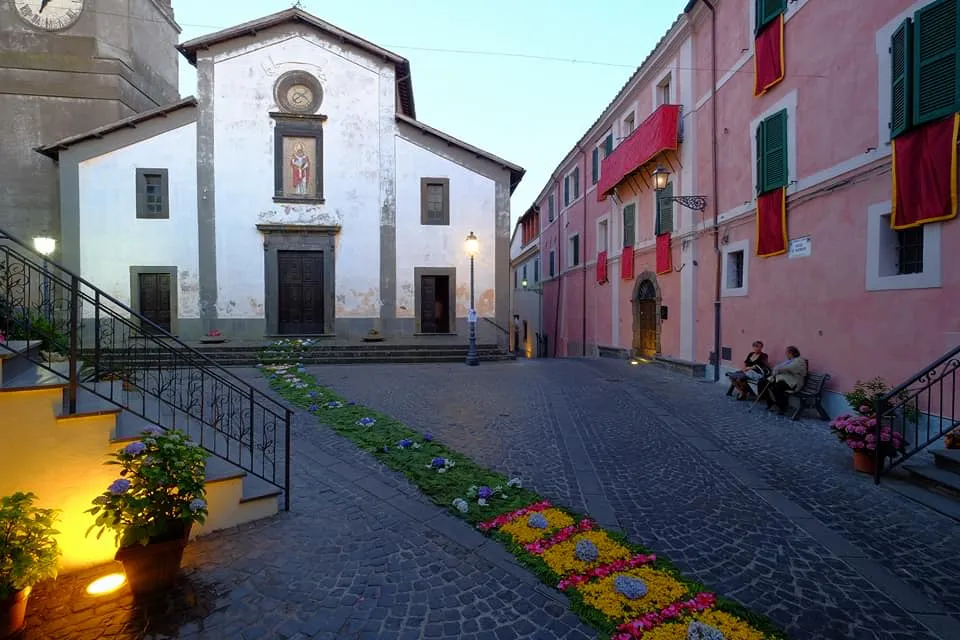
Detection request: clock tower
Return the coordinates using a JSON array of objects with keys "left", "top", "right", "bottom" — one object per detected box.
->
[{"left": 0, "top": 0, "right": 180, "bottom": 250}]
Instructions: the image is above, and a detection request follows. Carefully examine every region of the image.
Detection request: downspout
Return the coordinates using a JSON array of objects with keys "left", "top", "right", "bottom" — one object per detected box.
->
[
  {"left": 552, "top": 175, "right": 562, "bottom": 357},
  {"left": 574, "top": 143, "right": 588, "bottom": 357},
  {"left": 703, "top": 0, "right": 722, "bottom": 382}
]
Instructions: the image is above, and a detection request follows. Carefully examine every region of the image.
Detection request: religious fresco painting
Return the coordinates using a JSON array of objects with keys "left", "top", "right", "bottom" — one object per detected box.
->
[{"left": 282, "top": 136, "right": 316, "bottom": 197}]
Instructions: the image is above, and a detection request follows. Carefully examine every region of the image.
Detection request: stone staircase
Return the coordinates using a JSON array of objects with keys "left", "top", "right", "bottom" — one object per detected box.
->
[
  {"left": 903, "top": 445, "right": 960, "bottom": 498},
  {"left": 0, "top": 339, "right": 282, "bottom": 572}
]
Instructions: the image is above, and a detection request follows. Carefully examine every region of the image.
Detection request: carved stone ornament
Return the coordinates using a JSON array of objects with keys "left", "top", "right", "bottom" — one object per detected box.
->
[{"left": 274, "top": 70, "right": 323, "bottom": 114}]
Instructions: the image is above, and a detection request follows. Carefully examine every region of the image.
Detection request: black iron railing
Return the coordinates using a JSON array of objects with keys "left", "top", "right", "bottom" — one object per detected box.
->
[
  {"left": 873, "top": 344, "right": 960, "bottom": 483},
  {"left": 0, "top": 229, "right": 292, "bottom": 509}
]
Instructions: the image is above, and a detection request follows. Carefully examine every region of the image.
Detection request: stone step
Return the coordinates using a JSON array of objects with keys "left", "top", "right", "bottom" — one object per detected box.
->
[
  {"left": 0, "top": 339, "right": 44, "bottom": 385},
  {"left": 902, "top": 461, "right": 960, "bottom": 498},
  {"left": 933, "top": 448, "right": 960, "bottom": 474},
  {"left": 90, "top": 352, "right": 514, "bottom": 367}
]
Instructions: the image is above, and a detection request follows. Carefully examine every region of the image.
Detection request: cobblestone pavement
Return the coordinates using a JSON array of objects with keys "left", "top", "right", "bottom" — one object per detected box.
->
[
  {"left": 313, "top": 358, "right": 960, "bottom": 640},
  {"left": 19, "top": 371, "right": 595, "bottom": 640}
]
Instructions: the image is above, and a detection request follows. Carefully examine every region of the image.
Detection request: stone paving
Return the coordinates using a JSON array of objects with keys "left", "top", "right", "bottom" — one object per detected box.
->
[
  {"left": 312, "top": 358, "right": 960, "bottom": 640},
  {"left": 18, "top": 370, "right": 595, "bottom": 640}
]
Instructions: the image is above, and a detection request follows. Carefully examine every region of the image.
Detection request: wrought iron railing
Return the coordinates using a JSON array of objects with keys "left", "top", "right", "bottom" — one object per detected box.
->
[
  {"left": 0, "top": 229, "right": 292, "bottom": 509},
  {"left": 873, "top": 344, "right": 960, "bottom": 483}
]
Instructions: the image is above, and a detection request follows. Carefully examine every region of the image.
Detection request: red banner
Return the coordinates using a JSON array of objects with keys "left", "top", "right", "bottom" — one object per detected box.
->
[
  {"left": 620, "top": 246, "right": 635, "bottom": 280},
  {"left": 892, "top": 113, "right": 959, "bottom": 230},
  {"left": 756, "top": 187, "right": 787, "bottom": 258},
  {"left": 655, "top": 234, "right": 672, "bottom": 275},
  {"left": 599, "top": 104, "right": 681, "bottom": 200},
  {"left": 596, "top": 250, "right": 608, "bottom": 284},
  {"left": 754, "top": 14, "right": 785, "bottom": 97}
]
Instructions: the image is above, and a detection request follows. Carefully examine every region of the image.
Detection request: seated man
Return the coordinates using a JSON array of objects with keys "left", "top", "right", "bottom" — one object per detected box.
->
[
  {"left": 726, "top": 340, "right": 770, "bottom": 400},
  {"left": 760, "top": 345, "right": 807, "bottom": 414}
]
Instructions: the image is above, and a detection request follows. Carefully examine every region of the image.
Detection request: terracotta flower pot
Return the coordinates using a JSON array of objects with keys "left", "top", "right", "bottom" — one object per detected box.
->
[
  {"left": 1, "top": 587, "right": 31, "bottom": 638},
  {"left": 115, "top": 523, "right": 191, "bottom": 596},
  {"left": 853, "top": 449, "right": 876, "bottom": 474}
]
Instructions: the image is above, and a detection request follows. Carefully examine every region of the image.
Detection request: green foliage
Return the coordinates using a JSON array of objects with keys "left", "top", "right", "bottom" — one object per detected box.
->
[
  {"left": 0, "top": 301, "right": 68, "bottom": 354},
  {"left": 260, "top": 352, "right": 791, "bottom": 640},
  {"left": 86, "top": 428, "right": 209, "bottom": 548},
  {"left": 845, "top": 377, "right": 917, "bottom": 423},
  {"left": 0, "top": 492, "right": 61, "bottom": 600}
]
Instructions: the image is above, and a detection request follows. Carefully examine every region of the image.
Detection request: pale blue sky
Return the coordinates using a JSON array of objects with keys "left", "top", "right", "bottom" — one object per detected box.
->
[{"left": 173, "top": 0, "right": 689, "bottom": 225}]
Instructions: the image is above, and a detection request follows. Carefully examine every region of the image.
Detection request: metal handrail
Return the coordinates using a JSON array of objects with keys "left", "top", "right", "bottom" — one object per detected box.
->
[{"left": 0, "top": 228, "right": 292, "bottom": 509}]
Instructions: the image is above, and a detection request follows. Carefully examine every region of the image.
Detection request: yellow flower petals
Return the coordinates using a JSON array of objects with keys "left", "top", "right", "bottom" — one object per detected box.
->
[
  {"left": 577, "top": 566, "right": 689, "bottom": 622},
  {"left": 499, "top": 508, "right": 575, "bottom": 545},
  {"left": 635, "top": 609, "right": 772, "bottom": 640},
  {"left": 539, "top": 530, "right": 633, "bottom": 577}
]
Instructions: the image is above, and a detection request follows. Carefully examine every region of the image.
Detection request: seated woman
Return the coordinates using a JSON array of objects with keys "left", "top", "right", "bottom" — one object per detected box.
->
[
  {"left": 727, "top": 341, "right": 769, "bottom": 400},
  {"left": 761, "top": 346, "right": 808, "bottom": 414}
]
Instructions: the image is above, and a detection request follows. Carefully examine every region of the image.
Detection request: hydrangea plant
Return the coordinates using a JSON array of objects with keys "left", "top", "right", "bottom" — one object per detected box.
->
[
  {"left": 613, "top": 575, "right": 648, "bottom": 600},
  {"left": 86, "top": 427, "right": 209, "bottom": 548},
  {"left": 0, "top": 492, "right": 60, "bottom": 600},
  {"left": 527, "top": 513, "right": 548, "bottom": 529},
  {"left": 574, "top": 538, "right": 599, "bottom": 562}
]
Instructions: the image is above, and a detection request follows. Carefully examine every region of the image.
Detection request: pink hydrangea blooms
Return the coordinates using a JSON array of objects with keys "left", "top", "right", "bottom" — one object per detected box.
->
[
  {"left": 829, "top": 414, "right": 906, "bottom": 452},
  {"left": 613, "top": 592, "right": 717, "bottom": 639}
]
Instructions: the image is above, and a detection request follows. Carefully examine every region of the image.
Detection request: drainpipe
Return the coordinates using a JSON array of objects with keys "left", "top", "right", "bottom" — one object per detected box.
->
[
  {"left": 574, "top": 143, "right": 588, "bottom": 357},
  {"left": 702, "top": 0, "right": 722, "bottom": 382},
  {"left": 552, "top": 175, "right": 562, "bottom": 357}
]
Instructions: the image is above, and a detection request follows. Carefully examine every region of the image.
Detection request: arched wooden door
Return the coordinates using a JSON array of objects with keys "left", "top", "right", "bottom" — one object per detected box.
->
[{"left": 632, "top": 279, "right": 659, "bottom": 358}]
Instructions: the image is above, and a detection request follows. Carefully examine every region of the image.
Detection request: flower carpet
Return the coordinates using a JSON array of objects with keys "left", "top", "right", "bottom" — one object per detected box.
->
[{"left": 259, "top": 344, "right": 789, "bottom": 639}]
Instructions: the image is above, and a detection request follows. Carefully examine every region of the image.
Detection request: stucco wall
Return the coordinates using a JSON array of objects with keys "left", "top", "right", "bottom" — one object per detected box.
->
[
  {"left": 77, "top": 122, "right": 199, "bottom": 318},
  {"left": 208, "top": 29, "right": 392, "bottom": 320},
  {"left": 394, "top": 136, "right": 496, "bottom": 319}
]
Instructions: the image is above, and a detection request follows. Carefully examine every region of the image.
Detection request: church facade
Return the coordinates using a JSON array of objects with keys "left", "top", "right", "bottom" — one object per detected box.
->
[{"left": 37, "top": 9, "right": 523, "bottom": 343}]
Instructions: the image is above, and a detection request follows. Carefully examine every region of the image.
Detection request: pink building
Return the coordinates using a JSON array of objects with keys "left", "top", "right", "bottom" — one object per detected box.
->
[{"left": 535, "top": 0, "right": 960, "bottom": 419}]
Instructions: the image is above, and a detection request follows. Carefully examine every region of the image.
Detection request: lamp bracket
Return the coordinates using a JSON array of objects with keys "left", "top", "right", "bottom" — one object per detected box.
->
[{"left": 664, "top": 195, "right": 708, "bottom": 212}]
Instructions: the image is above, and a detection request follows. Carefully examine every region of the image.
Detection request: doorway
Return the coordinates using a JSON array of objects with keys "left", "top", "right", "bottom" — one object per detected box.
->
[
  {"left": 632, "top": 278, "right": 659, "bottom": 358},
  {"left": 137, "top": 272, "right": 172, "bottom": 333},
  {"left": 419, "top": 274, "right": 451, "bottom": 334},
  {"left": 277, "top": 250, "right": 325, "bottom": 334}
]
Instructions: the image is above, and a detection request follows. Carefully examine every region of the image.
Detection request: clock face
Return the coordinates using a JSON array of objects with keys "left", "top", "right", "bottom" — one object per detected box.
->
[
  {"left": 13, "top": 0, "right": 85, "bottom": 32},
  {"left": 285, "top": 84, "right": 314, "bottom": 111}
]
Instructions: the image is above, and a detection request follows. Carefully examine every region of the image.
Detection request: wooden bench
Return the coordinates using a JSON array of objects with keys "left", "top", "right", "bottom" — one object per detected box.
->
[{"left": 786, "top": 372, "right": 831, "bottom": 421}]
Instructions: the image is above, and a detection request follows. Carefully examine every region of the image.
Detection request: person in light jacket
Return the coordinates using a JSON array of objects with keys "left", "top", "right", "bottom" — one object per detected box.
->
[{"left": 763, "top": 345, "right": 808, "bottom": 414}]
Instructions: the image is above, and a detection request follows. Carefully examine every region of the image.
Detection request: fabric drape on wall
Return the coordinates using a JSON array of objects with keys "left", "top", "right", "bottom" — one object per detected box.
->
[
  {"left": 596, "top": 250, "right": 608, "bottom": 284},
  {"left": 754, "top": 14, "right": 785, "bottom": 97},
  {"left": 620, "top": 246, "right": 635, "bottom": 280},
  {"left": 655, "top": 234, "right": 672, "bottom": 275},
  {"left": 892, "top": 113, "right": 959, "bottom": 230},
  {"left": 756, "top": 187, "right": 787, "bottom": 258}
]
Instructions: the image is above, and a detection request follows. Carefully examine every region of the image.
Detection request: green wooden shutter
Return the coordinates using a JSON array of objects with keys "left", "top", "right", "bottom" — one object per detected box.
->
[
  {"left": 564, "top": 176, "right": 570, "bottom": 205},
  {"left": 591, "top": 147, "right": 600, "bottom": 184},
  {"left": 573, "top": 168, "right": 580, "bottom": 199},
  {"left": 756, "top": 119, "right": 766, "bottom": 195},
  {"left": 913, "top": 0, "right": 960, "bottom": 126},
  {"left": 760, "top": 109, "right": 788, "bottom": 193},
  {"left": 573, "top": 236, "right": 580, "bottom": 266},
  {"left": 604, "top": 133, "right": 614, "bottom": 156},
  {"left": 891, "top": 18, "right": 914, "bottom": 138},
  {"left": 656, "top": 183, "right": 674, "bottom": 235},
  {"left": 623, "top": 204, "right": 636, "bottom": 248},
  {"left": 756, "top": 0, "right": 786, "bottom": 34}
]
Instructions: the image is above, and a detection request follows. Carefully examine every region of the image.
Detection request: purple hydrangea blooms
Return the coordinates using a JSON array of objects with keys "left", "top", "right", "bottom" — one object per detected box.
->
[
  {"left": 527, "top": 513, "right": 549, "bottom": 529},
  {"left": 423, "top": 432, "right": 434, "bottom": 442},
  {"left": 188, "top": 498, "right": 207, "bottom": 513},
  {"left": 614, "top": 575, "right": 648, "bottom": 600},
  {"left": 123, "top": 441, "right": 146, "bottom": 456},
  {"left": 398, "top": 439, "right": 414, "bottom": 449},
  {"left": 477, "top": 486, "right": 493, "bottom": 500},
  {"left": 356, "top": 417, "right": 376, "bottom": 427},
  {"left": 574, "top": 538, "right": 599, "bottom": 562},
  {"left": 108, "top": 478, "right": 131, "bottom": 495},
  {"left": 431, "top": 457, "right": 446, "bottom": 468}
]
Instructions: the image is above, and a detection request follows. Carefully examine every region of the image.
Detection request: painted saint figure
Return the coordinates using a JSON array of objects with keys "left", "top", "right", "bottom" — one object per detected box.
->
[{"left": 290, "top": 142, "right": 310, "bottom": 194}]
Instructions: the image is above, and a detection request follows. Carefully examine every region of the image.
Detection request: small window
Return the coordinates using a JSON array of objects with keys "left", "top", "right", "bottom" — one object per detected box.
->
[
  {"left": 420, "top": 178, "right": 450, "bottom": 225},
  {"left": 514, "top": 269, "right": 518, "bottom": 289},
  {"left": 657, "top": 74, "right": 672, "bottom": 106},
  {"left": 622, "top": 112, "right": 636, "bottom": 139},
  {"left": 757, "top": 109, "right": 788, "bottom": 194},
  {"left": 591, "top": 146, "right": 601, "bottom": 185},
  {"left": 522, "top": 264, "right": 528, "bottom": 282},
  {"left": 622, "top": 204, "right": 636, "bottom": 248},
  {"left": 726, "top": 250, "right": 745, "bottom": 289},
  {"left": 534, "top": 258, "right": 540, "bottom": 282},
  {"left": 896, "top": 227, "right": 924, "bottom": 275},
  {"left": 569, "top": 235, "right": 580, "bottom": 268},
  {"left": 656, "top": 183, "right": 675, "bottom": 235},
  {"left": 572, "top": 168, "right": 580, "bottom": 200},
  {"left": 136, "top": 169, "right": 169, "bottom": 219},
  {"left": 548, "top": 193, "right": 555, "bottom": 221},
  {"left": 564, "top": 169, "right": 580, "bottom": 206},
  {"left": 597, "top": 219, "right": 609, "bottom": 254},
  {"left": 549, "top": 250, "right": 556, "bottom": 277},
  {"left": 603, "top": 132, "right": 614, "bottom": 157}
]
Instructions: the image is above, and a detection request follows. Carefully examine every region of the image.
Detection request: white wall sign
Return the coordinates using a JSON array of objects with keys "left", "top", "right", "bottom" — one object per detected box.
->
[{"left": 788, "top": 236, "right": 811, "bottom": 259}]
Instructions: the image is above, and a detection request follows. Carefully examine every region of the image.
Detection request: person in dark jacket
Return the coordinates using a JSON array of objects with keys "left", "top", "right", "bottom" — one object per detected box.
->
[{"left": 727, "top": 341, "right": 770, "bottom": 400}]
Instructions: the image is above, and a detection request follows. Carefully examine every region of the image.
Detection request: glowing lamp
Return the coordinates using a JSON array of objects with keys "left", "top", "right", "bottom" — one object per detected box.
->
[
  {"left": 86, "top": 573, "right": 126, "bottom": 596},
  {"left": 651, "top": 165, "right": 670, "bottom": 192},
  {"left": 464, "top": 231, "right": 479, "bottom": 258},
  {"left": 33, "top": 236, "right": 56, "bottom": 256}
]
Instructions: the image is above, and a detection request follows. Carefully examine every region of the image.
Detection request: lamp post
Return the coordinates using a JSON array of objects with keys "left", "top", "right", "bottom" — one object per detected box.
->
[
  {"left": 464, "top": 231, "right": 480, "bottom": 367},
  {"left": 651, "top": 165, "right": 708, "bottom": 212},
  {"left": 521, "top": 278, "right": 544, "bottom": 358},
  {"left": 33, "top": 236, "right": 56, "bottom": 323}
]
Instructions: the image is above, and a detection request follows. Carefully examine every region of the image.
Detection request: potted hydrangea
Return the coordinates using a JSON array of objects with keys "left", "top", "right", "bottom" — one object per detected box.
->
[
  {"left": 829, "top": 414, "right": 907, "bottom": 473},
  {"left": 1, "top": 492, "right": 60, "bottom": 637},
  {"left": 87, "top": 427, "right": 209, "bottom": 596}
]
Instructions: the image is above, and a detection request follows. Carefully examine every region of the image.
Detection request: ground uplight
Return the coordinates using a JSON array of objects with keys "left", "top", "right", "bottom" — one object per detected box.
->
[{"left": 86, "top": 573, "right": 126, "bottom": 596}]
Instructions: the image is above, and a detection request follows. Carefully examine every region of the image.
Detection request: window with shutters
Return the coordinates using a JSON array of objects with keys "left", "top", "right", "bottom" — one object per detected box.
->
[
  {"left": 597, "top": 218, "right": 609, "bottom": 255},
  {"left": 564, "top": 168, "right": 580, "bottom": 206},
  {"left": 890, "top": 0, "right": 960, "bottom": 137},
  {"left": 591, "top": 147, "right": 600, "bottom": 185},
  {"left": 136, "top": 169, "right": 169, "bottom": 219},
  {"left": 755, "top": 0, "right": 786, "bottom": 34},
  {"left": 569, "top": 234, "right": 580, "bottom": 268},
  {"left": 656, "top": 182, "right": 675, "bottom": 235},
  {"left": 420, "top": 178, "right": 450, "bottom": 225},
  {"left": 534, "top": 258, "right": 540, "bottom": 282},
  {"left": 604, "top": 132, "right": 614, "bottom": 157},
  {"left": 549, "top": 250, "right": 556, "bottom": 277},
  {"left": 756, "top": 109, "right": 788, "bottom": 194},
  {"left": 622, "top": 203, "right": 636, "bottom": 248},
  {"left": 548, "top": 193, "right": 555, "bottom": 221}
]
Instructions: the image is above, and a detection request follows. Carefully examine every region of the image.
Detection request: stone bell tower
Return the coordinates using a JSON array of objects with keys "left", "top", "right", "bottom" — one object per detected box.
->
[{"left": 0, "top": 0, "right": 181, "bottom": 251}]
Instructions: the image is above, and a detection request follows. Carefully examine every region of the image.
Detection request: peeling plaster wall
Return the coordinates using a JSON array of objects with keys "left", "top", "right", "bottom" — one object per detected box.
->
[
  {"left": 394, "top": 137, "right": 497, "bottom": 318},
  {"left": 209, "top": 29, "right": 389, "bottom": 320},
  {"left": 76, "top": 122, "right": 199, "bottom": 317}
]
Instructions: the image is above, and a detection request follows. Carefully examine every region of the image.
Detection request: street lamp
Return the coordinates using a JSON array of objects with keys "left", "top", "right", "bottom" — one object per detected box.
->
[
  {"left": 33, "top": 236, "right": 56, "bottom": 323},
  {"left": 651, "top": 165, "right": 708, "bottom": 212},
  {"left": 521, "top": 278, "right": 545, "bottom": 358},
  {"left": 464, "top": 231, "right": 479, "bottom": 367}
]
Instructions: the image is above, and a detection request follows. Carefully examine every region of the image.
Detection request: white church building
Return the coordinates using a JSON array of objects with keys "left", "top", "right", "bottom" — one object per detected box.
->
[{"left": 38, "top": 8, "right": 524, "bottom": 343}]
